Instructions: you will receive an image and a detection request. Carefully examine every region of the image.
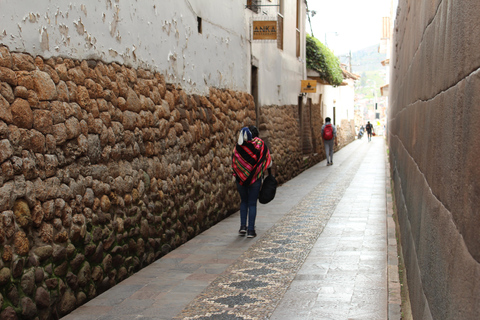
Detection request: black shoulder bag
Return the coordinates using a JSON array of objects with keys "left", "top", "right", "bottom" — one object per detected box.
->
[{"left": 259, "top": 168, "right": 277, "bottom": 204}]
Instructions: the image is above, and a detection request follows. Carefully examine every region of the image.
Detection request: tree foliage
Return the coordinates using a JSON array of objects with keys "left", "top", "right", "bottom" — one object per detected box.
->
[{"left": 306, "top": 34, "right": 344, "bottom": 87}]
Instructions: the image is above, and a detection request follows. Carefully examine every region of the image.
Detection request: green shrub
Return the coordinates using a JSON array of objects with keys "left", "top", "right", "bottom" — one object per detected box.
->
[{"left": 306, "top": 34, "right": 344, "bottom": 87}]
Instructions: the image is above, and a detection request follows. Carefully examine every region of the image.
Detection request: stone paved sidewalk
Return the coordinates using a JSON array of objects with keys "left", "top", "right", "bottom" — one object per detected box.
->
[
  {"left": 271, "top": 137, "right": 388, "bottom": 319},
  {"left": 62, "top": 137, "right": 398, "bottom": 320}
]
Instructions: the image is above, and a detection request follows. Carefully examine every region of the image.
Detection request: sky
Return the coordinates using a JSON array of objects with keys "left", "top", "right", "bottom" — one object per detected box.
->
[{"left": 307, "top": 0, "right": 394, "bottom": 55}]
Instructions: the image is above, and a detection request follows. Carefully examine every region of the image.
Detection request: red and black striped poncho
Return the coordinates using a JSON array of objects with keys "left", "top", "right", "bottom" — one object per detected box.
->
[{"left": 232, "top": 137, "right": 272, "bottom": 186}]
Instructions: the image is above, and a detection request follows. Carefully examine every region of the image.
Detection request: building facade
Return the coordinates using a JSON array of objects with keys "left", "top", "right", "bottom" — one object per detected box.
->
[
  {"left": 0, "top": 0, "right": 251, "bottom": 95},
  {"left": 0, "top": 0, "right": 318, "bottom": 318},
  {"left": 306, "top": 67, "right": 358, "bottom": 155}
]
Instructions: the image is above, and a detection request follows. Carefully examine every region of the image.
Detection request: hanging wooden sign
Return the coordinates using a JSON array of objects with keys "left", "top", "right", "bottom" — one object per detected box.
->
[
  {"left": 301, "top": 80, "right": 317, "bottom": 93},
  {"left": 252, "top": 20, "right": 277, "bottom": 40}
]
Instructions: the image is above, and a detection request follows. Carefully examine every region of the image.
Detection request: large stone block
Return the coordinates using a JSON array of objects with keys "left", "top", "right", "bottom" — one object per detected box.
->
[
  {"left": 0, "top": 139, "right": 13, "bottom": 163},
  {"left": 0, "top": 66, "right": 16, "bottom": 85},
  {"left": 11, "top": 98, "right": 33, "bottom": 129},
  {"left": 68, "top": 67, "right": 86, "bottom": 85},
  {"left": 390, "top": 0, "right": 480, "bottom": 318},
  {"left": 0, "top": 46, "right": 13, "bottom": 68},
  {"left": 32, "top": 70, "right": 58, "bottom": 101},
  {"left": 33, "top": 109, "right": 53, "bottom": 134}
]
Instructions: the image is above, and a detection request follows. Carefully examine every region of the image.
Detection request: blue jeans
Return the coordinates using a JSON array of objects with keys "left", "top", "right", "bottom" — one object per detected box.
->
[{"left": 236, "top": 179, "right": 261, "bottom": 231}]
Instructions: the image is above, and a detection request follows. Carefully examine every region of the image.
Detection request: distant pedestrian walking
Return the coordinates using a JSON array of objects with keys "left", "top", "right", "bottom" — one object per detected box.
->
[
  {"left": 358, "top": 125, "right": 365, "bottom": 139},
  {"left": 232, "top": 126, "right": 272, "bottom": 238},
  {"left": 321, "top": 117, "right": 337, "bottom": 166},
  {"left": 366, "top": 121, "right": 374, "bottom": 142}
]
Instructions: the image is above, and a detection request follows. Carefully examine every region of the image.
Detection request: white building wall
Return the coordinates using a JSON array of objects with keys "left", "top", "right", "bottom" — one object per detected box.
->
[
  {"left": 0, "top": 0, "right": 250, "bottom": 95},
  {"left": 246, "top": 0, "right": 306, "bottom": 107},
  {"left": 308, "top": 79, "right": 355, "bottom": 127},
  {"left": 337, "top": 80, "right": 355, "bottom": 123},
  {"left": 1, "top": 0, "right": 307, "bottom": 106}
]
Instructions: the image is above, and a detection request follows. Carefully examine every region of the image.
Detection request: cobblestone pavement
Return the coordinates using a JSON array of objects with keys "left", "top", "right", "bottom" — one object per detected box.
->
[{"left": 63, "top": 137, "right": 393, "bottom": 320}]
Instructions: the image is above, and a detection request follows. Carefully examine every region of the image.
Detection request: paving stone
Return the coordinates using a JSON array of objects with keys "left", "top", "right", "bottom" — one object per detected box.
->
[{"left": 62, "top": 138, "right": 395, "bottom": 320}]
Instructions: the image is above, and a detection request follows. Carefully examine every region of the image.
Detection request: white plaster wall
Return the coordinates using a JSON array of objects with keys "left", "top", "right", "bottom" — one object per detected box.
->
[
  {"left": 320, "top": 85, "right": 338, "bottom": 124},
  {"left": 337, "top": 81, "right": 355, "bottom": 123},
  {"left": 0, "top": 0, "right": 250, "bottom": 95},
  {"left": 247, "top": 0, "right": 306, "bottom": 106},
  {"left": 309, "top": 81, "right": 355, "bottom": 127}
]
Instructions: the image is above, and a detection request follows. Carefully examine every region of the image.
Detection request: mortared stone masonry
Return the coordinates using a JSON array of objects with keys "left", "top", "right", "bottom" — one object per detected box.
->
[{"left": 0, "top": 45, "right": 355, "bottom": 318}]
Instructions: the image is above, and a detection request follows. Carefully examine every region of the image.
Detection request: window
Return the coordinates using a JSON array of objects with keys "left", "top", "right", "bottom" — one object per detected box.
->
[
  {"left": 277, "top": 0, "right": 284, "bottom": 50},
  {"left": 247, "top": 0, "right": 260, "bottom": 13},
  {"left": 277, "top": 14, "right": 284, "bottom": 50}
]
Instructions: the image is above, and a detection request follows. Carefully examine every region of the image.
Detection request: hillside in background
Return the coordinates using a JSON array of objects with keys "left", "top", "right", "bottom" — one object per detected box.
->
[
  {"left": 340, "top": 44, "right": 387, "bottom": 98},
  {"left": 349, "top": 44, "right": 386, "bottom": 74}
]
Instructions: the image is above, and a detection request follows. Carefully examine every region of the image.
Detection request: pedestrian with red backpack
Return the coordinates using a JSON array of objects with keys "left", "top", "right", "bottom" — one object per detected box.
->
[{"left": 321, "top": 117, "right": 337, "bottom": 166}]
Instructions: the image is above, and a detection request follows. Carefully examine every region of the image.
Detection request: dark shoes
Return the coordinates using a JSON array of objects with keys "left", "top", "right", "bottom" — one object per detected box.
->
[
  {"left": 239, "top": 226, "right": 247, "bottom": 236},
  {"left": 239, "top": 226, "right": 256, "bottom": 238}
]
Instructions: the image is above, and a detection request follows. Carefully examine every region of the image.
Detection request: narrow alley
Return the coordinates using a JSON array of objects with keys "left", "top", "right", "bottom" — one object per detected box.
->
[{"left": 62, "top": 137, "right": 397, "bottom": 320}]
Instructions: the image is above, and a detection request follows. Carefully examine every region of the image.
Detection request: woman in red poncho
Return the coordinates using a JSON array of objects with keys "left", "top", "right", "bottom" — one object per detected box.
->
[{"left": 232, "top": 126, "right": 272, "bottom": 238}]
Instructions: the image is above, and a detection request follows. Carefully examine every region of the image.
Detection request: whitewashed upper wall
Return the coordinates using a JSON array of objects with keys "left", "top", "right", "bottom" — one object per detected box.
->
[
  {"left": 0, "top": 0, "right": 250, "bottom": 95},
  {"left": 247, "top": 0, "right": 307, "bottom": 106}
]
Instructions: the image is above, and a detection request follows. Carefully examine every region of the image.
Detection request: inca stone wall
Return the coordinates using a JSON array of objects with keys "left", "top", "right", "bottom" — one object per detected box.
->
[
  {"left": 0, "top": 45, "right": 321, "bottom": 319},
  {"left": 389, "top": 1, "right": 480, "bottom": 319},
  {"left": 336, "top": 119, "right": 355, "bottom": 148},
  {"left": 259, "top": 105, "right": 306, "bottom": 184}
]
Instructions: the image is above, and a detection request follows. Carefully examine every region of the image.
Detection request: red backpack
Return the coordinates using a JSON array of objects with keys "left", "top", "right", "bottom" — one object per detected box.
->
[{"left": 323, "top": 124, "right": 333, "bottom": 140}]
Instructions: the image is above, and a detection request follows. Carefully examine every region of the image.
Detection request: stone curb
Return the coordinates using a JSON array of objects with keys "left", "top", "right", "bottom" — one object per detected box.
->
[{"left": 386, "top": 152, "right": 402, "bottom": 319}]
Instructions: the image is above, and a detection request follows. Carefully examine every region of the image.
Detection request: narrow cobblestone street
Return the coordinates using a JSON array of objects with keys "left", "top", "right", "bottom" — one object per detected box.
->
[{"left": 62, "top": 137, "right": 393, "bottom": 320}]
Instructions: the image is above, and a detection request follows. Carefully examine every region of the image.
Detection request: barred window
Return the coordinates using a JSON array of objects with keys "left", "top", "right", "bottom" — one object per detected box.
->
[{"left": 247, "top": 0, "right": 260, "bottom": 13}]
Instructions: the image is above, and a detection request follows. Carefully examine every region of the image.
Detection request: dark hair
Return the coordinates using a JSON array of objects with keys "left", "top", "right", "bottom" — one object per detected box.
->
[
  {"left": 325, "top": 117, "right": 331, "bottom": 122},
  {"left": 249, "top": 125, "right": 259, "bottom": 138}
]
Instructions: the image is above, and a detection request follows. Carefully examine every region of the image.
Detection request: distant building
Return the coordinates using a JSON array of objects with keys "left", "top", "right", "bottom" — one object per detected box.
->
[{"left": 379, "top": 0, "right": 398, "bottom": 134}]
